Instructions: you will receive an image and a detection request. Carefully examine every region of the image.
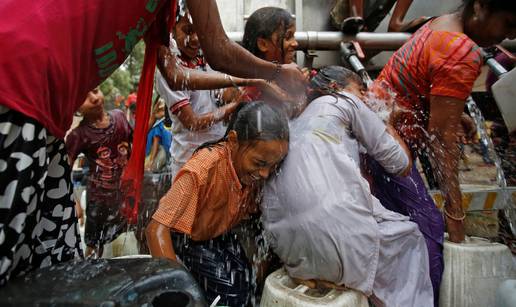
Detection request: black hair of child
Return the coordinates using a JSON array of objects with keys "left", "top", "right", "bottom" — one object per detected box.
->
[
  {"left": 195, "top": 101, "right": 289, "bottom": 153},
  {"left": 242, "top": 7, "right": 295, "bottom": 61}
]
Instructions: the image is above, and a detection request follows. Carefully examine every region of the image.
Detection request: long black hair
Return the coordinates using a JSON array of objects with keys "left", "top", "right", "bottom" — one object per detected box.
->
[
  {"left": 195, "top": 101, "right": 289, "bottom": 153},
  {"left": 462, "top": 0, "right": 516, "bottom": 21},
  {"left": 308, "top": 66, "right": 364, "bottom": 102},
  {"left": 242, "top": 7, "right": 295, "bottom": 61}
]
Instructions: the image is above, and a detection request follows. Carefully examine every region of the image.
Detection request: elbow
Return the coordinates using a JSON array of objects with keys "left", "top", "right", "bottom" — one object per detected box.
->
[{"left": 398, "top": 155, "right": 413, "bottom": 177}]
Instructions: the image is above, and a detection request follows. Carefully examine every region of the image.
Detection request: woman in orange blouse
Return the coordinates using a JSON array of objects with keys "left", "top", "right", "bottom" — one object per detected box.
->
[{"left": 146, "top": 101, "right": 289, "bottom": 306}]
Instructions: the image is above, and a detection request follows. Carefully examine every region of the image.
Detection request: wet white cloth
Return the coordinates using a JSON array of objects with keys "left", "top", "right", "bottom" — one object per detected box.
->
[
  {"left": 262, "top": 93, "right": 433, "bottom": 307},
  {"left": 155, "top": 49, "right": 226, "bottom": 177}
]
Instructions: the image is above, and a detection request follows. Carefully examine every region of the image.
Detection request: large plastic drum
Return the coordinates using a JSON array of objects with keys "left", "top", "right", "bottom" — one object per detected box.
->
[
  {"left": 261, "top": 268, "right": 369, "bottom": 307},
  {"left": 0, "top": 257, "right": 206, "bottom": 306},
  {"left": 439, "top": 237, "right": 516, "bottom": 307}
]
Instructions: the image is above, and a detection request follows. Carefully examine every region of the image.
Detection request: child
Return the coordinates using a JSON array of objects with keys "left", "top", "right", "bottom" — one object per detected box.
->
[
  {"left": 145, "top": 99, "right": 172, "bottom": 172},
  {"left": 262, "top": 66, "right": 433, "bottom": 306},
  {"left": 237, "top": 6, "right": 304, "bottom": 116},
  {"left": 66, "top": 88, "right": 132, "bottom": 258},
  {"left": 146, "top": 102, "right": 289, "bottom": 306},
  {"left": 156, "top": 8, "right": 271, "bottom": 177}
]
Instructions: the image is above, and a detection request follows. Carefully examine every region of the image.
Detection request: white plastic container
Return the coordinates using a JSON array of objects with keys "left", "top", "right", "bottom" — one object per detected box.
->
[
  {"left": 261, "top": 268, "right": 369, "bottom": 307},
  {"left": 102, "top": 231, "right": 139, "bottom": 258},
  {"left": 439, "top": 237, "right": 516, "bottom": 307}
]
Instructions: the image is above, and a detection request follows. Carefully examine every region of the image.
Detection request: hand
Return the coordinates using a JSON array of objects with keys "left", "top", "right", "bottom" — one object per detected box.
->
[
  {"left": 459, "top": 113, "right": 477, "bottom": 144},
  {"left": 256, "top": 80, "right": 307, "bottom": 117},
  {"left": 276, "top": 63, "right": 308, "bottom": 96}
]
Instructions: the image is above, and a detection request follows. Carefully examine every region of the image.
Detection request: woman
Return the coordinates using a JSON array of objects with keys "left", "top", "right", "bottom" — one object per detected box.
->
[
  {"left": 146, "top": 102, "right": 289, "bottom": 306},
  {"left": 262, "top": 66, "right": 433, "bottom": 307},
  {"left": 369, "top": 0, "right": 516, "bottom": 302}
]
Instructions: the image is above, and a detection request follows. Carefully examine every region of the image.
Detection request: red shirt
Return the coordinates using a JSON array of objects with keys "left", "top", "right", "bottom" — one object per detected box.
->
[
  {"left": 66, "top": 110, "right": 132, "bottom": 202},
  {"left": 0, "top": 0, "right": 168, "bottom": 139},
  {"left": 373, "top": 21, "right": 483, "bottom": 146}
]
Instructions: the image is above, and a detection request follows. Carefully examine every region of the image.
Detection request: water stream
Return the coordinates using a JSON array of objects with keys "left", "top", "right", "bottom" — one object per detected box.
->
[{"left": 466, "top": 97, "right": 516, "bottom": 241}]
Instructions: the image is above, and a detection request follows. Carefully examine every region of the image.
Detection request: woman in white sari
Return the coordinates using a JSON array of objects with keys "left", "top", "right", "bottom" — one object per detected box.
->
[{"left": 262, "top": 66, "right": 433, "bottom": 307}]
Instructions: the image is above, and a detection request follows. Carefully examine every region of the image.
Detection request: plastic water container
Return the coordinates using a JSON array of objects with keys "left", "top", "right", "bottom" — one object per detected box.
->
[
  {"left": 261, "top": 268, "right": 369, "bottom": 307},
  {"left": 102, "top": 231, "right": 139, "bottom": 258},
  {"left": 439, "top": 237, "right": 516, "bottom": 307}
]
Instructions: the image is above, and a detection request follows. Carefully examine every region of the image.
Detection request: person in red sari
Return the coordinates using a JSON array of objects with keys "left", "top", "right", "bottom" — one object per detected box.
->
[
  {"left": 368, "top": 0, "right": 516, "bottom": 304},
  {"left": 0, "top": 0, "right": 306, "bottom": 286}
]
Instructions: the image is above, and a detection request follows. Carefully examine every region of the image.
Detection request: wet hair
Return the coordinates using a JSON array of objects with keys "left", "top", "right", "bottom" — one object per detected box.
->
[
  {"left": 242, "top": 7, "right": 295, "bottom": 61},
  {"left": 308, "top": 66, "right": 364, "bottom": 101},
  {"left": 462, "top": 0, "right": 516, "bottom": 21},
  {"left": 195, "top": 101, "right": 289, "bottom": 153}
]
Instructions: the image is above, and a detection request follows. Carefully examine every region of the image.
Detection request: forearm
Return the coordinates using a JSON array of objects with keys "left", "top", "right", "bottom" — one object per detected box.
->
[
  {"left": 182, "top": 102, "right": 239, "bottom": 131},
  {"left": 146, "top": 220, "right": 177, "bottom": 260},
  {"left": 388, "top": 0, "right": 414, "bottom": 31},
  {"left": 157, "top": 46, "right": 263, "bottom": 91},
  {"left": 429, "top": 135, "right": 462, "bottom": 212},
  {"left": 186, "top": 0, "right": 278, "bottom": 79},
  {"left": 149, "top": 138, "right": 160, "bottom": 163}
]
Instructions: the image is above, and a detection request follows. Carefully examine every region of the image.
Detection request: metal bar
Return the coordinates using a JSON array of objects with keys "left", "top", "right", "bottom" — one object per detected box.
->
[{"left": 227, "top": 31, "right": 516, "bottom": 51}]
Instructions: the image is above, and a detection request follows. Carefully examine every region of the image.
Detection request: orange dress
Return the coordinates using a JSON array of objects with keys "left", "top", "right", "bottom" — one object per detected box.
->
[{"left": 152, "top": 143, "right": 258, "bottom": 241}]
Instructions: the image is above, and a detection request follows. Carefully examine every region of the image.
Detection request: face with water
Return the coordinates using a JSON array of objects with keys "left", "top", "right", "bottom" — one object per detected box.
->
[
  {"left": 174, "top": 14, "right": 200, "bottom": 60},
  {"left": 257, "top": 23, "right": 298, "bottom": 64},
  {"left": 228, "top": 132, "right": 288, "bottom": 186}
]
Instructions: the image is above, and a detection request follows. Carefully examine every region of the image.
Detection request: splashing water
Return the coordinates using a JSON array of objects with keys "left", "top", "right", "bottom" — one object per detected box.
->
[{"left": 466, "top": 97, "right": 516, "bottom": 240}]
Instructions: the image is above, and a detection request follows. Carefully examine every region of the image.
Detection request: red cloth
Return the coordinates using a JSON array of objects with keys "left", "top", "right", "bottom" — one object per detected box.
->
[
  {"left": 242, "top": 86, "right": 262, "bottom": 102},
  {"left": 0, "top": 0, "right": 167, "bottom": 139},
  {"left": 120, "top": 0, "right": 177, "bottom": 224},
  {"left": 373, "top": 21, "right": 483, "bottom": 146}
]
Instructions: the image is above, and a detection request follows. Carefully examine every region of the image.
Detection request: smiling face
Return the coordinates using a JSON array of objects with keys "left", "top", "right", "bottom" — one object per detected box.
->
[
  {"left": 258, "top": 23, "right": 298, "bottom": 64},
  {"left": 174, "top": 14, "right": 200, "bottom": 60},
  {"left": 228, "top": 132, "right": 289, "bottom": 186}
]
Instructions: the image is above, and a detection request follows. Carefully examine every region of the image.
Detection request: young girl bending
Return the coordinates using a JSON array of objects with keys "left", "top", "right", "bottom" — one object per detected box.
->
[{"left": 146, "top": 102, "right": 289, "bottom": 306}]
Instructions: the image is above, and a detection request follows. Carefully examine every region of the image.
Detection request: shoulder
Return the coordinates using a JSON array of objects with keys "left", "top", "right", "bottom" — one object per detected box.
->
[
  {"left": 110, "top": 109, "right": 126, "bottom": 120},
  {"left": 181, "top": 144, "right": 228, "bottom": 185}
]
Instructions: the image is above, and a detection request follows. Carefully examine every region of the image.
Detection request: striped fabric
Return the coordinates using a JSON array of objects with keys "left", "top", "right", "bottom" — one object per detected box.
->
[
  {"left": 152, "top": 143, "right": 257, "bottom": 241},
  {"left": 374, "top": 21, "right": 483, "bottom": 144}
]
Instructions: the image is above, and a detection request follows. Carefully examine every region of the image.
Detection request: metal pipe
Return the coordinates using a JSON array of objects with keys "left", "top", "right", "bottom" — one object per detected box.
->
[{"left": 227, "top": 31, "right": 516, "bottom": 51}]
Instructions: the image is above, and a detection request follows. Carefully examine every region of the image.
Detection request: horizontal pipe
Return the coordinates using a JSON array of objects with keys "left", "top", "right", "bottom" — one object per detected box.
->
[{"left": 227, "top": 31, "right": 516, "bottom": 51}]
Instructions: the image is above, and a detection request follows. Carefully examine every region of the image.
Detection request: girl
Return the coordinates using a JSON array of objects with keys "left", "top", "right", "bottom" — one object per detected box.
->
[
  {"left": 156, "top": 7, "right": 283, "bottom": 177},
  {"left": 262, "top": 66, "right": 433, "bottom": 307},
  {"left": 369, "top": 0, "right": 516, "bottom": 301},
  {"left": 230, "top": 7, "right": 304, "bottom": 116},
  {"left": 146, "top": 102, "right": 289, "bottom": 306},
  {"left": 66, "top": 88, "right": 132, "bottom": 258}
]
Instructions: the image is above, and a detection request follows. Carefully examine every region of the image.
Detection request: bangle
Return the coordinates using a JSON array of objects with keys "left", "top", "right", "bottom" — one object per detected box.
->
[
  {"left": 443, "top": 207, "right": 466, "bottom": 221},
  {"left": 269, "top": 62, "right": 282, "bottom": 83},
  {"left": 225, "top": 74, "right": 239, "bottom": 89}
]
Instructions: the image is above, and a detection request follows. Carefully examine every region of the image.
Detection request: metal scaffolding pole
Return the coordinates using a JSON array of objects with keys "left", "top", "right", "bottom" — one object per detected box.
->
[{"left": 227, "top": 31, "right": 516, "bottom": 51}]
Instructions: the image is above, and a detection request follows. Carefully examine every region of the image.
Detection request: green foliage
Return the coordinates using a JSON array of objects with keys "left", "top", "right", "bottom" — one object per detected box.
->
[{"left": 100, "top": 41, "right": 146, "bottom": 110}]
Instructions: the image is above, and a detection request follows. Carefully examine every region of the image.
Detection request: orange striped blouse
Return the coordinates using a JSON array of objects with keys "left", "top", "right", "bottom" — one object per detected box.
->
[{"left": 152, "top": 143, "right": 258, "bottom": 241}]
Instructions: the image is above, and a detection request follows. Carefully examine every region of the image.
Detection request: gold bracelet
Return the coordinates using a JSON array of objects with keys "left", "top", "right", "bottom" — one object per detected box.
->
[{"left": 443, "top": 207, "right": 466, "bottom": 221}]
